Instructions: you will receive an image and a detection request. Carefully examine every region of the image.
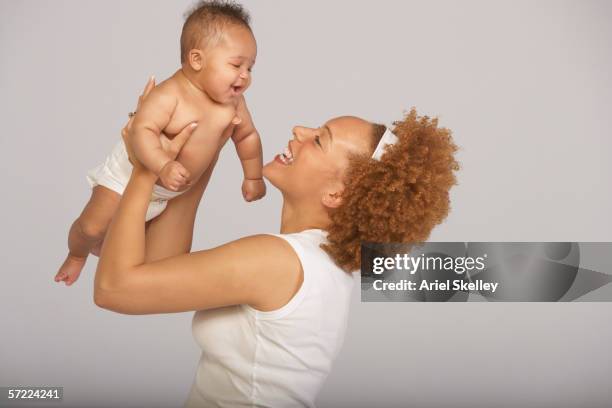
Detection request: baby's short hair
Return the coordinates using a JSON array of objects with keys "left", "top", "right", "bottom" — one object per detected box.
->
[{"left": 180, "top": 0, "right": 251, "bottom": 63}]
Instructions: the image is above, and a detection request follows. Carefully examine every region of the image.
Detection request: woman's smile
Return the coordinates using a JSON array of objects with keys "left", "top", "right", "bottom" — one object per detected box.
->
[{"left": 275, "top": 143, "right": 295, "bottom": 165}]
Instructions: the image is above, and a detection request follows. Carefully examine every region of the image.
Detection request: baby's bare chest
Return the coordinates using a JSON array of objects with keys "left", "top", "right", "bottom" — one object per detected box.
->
[{"left": 163, "top": 96, "right": 236, "bottom": 140}]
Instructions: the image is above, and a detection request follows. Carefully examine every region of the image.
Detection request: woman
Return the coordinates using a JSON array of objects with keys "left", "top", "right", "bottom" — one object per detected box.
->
[{"left": 94, "top": 78, "right": 459, "bottom": 407}]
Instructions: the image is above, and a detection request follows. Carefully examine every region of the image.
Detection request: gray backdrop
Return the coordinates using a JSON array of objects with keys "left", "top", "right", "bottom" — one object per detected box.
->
[{"left": 1, "top": 0, "right": 611, "bottom": 407}]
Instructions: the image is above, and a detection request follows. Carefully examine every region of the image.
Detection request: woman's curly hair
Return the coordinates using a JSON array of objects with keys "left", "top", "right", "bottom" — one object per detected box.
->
[{"left": 322, "top": 108, "right": 460, "bottom": 271}]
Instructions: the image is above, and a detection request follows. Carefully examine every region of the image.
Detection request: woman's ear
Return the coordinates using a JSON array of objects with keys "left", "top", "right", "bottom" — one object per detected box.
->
[
  {"left": 188, "top": 49, "right": 206, "bottom": 71},
  {"left": 322, "top": 188, "right": 344, "bottom": 209}
]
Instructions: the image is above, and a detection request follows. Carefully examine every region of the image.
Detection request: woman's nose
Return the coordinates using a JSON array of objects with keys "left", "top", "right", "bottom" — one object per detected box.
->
[{"left": 292, "top": 126, "right": 308, "bottom": 142}]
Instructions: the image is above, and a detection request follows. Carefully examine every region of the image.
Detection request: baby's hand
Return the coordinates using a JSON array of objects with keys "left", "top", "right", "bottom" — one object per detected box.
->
[
  {"left": 159, "top": 160, "right": 190, "bottom": 191},
  {"left": 242, "top": 178, "right": 266, "bottom": 202}
]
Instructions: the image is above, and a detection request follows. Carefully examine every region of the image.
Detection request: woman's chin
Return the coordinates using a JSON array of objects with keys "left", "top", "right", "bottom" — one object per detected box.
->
[{"left": 263, "top": 160, "right": 287, "bottom": 191}]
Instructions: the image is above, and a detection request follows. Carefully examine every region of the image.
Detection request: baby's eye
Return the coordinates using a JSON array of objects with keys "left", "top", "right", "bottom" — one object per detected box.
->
[
  {"left": 230, "top": 63, "right": 240, "bottom": 68},
  {"left": 247, "top": 67, "right": 253, "bottom": 73},
  {"left": 315, "top": 136, "right": 322, "bottom": 146}
]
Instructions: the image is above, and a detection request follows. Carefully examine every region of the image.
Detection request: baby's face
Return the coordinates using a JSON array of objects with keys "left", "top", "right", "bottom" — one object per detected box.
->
[{"left": 200, "top": 25, "right": 257, "bottom": 104}]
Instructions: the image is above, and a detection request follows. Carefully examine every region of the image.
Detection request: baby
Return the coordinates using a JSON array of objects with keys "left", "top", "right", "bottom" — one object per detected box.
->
[{"left": 55, "top": 1, "right": 264, "bottom": 285}]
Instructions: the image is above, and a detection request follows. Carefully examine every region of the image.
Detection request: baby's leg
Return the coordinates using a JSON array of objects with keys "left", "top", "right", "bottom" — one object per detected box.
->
[{"left": 55, "top": 186, "right": 121, "bottom": 285}]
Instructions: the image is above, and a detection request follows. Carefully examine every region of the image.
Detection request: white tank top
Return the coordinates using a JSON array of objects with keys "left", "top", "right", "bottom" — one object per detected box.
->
[{"left": 183, "top": 229, "right": 355, "bottom": 408}]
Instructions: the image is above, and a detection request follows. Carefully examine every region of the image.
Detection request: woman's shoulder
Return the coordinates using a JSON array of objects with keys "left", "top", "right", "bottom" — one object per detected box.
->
[
  {"left": 242, "top": 229, "right": 353, "bottom": 319},
  {"left": 225, "top": 233, "right": 300, "bottom": 267},
  {"left": 233, "top": 231, "right": 323, "bottom": 271},
  {"left": 272, "top": 229, "right": 353, "bottom": 277},
  {"left": 268, "top": 229, "right": 327, "bottom": 258},
  {"left": 241, "top": 229, "right": 351, "bottom": 280}
]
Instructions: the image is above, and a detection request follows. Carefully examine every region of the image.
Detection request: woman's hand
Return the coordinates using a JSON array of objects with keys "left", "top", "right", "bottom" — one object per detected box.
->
[
  {"left": 121, "top": 76, "right": 197, "bottom": 182},
  {"left": 121, "top": 76, "right": 155, "bottom": 170}
]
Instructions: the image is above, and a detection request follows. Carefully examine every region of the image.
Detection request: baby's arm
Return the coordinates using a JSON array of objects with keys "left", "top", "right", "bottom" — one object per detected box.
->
[
  {"left": 232, "top": 96, "right": 265, "bottom": 201},
  {"left": 129, "top": 86, "right": 189, "bottom": 190}
]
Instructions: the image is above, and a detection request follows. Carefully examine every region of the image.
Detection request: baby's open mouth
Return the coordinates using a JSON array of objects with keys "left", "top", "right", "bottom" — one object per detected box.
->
[{"left": 232, "top": 85, "right": 243, "bottom": 93}]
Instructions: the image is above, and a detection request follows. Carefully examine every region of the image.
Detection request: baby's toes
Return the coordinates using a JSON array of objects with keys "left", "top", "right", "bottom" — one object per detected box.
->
[
  {"left": 56, "top": 255, "right": 86, "bottom": 285},
  {"left": 65, "top": 275, "right": 79, "bottom": 286}
]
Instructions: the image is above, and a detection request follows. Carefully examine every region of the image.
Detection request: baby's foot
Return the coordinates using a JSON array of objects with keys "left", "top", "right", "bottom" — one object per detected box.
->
[{"left": 55, "top": 254, "right": 86, "bottom": 286}]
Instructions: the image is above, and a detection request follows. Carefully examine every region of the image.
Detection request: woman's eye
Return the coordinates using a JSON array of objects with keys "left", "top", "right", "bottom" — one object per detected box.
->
[{"left": 315, "top": 136, "right": 322, "bottom": 146}]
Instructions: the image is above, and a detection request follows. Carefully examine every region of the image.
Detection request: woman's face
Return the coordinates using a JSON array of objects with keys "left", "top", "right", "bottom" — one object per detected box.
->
[{"left": 263, "top": 116, "right": 374, "bottom": 203}]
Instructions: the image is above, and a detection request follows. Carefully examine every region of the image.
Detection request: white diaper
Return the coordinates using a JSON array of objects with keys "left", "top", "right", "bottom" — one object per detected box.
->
[{"left": 86, "top": 139, "right": 185, "bottom": 221}]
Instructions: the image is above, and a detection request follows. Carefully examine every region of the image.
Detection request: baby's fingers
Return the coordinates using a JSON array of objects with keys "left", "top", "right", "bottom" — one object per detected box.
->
[
  {"left": 177, "top": 166, "right": 190, "bottom": 180},
  {"left": 170, "top": 163, "right": 190, "bottom": 182},
  {"left": 167, "top": 174, "right": 188, "bottom": 191}
]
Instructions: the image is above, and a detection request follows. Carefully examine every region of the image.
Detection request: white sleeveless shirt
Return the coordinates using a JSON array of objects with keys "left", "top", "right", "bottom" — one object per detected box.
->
[{"left": 183, "top": 229, "right": 355, "bottom": 408}]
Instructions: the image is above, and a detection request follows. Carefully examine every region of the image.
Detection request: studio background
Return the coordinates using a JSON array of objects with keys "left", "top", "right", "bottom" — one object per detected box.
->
[{"left": 1, "top": 0, "right": 611, "bottom": 407}]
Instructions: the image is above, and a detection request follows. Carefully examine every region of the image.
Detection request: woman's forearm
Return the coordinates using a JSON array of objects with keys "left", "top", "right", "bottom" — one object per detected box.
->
[{"left": 95, "top": 168, "right": 157, "bottom": 291}]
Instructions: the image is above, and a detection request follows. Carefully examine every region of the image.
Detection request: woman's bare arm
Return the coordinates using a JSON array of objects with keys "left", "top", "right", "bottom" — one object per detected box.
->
[
  {"left": 94, "top": 164, "right": 301, "bottom": 315},
  {"left": 144, "top": 153, "right": 218, "bottom": 262}
]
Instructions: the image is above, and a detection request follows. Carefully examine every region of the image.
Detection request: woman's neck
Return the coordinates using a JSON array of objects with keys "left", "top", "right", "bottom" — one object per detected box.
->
[{"left": 279, "top": 198, "right": 330, "bottom": 234}]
